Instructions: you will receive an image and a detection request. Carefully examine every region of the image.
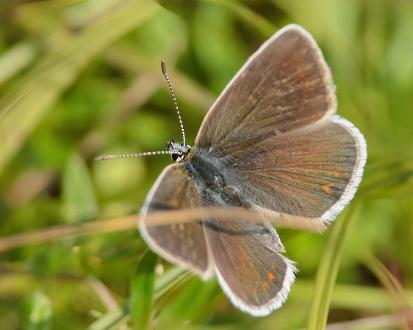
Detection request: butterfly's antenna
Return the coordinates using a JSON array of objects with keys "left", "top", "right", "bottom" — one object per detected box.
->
[
  {"left": 161, "top": 61, "right": 186, "bottom": 146},
  {"left": 95, "top": 150, "right": 174, "bottom": 161}
]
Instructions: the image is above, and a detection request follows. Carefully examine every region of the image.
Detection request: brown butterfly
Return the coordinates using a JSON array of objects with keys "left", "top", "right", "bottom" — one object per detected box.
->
[{"left": 98, "top": 24, "right": 367, "bottom": 316}]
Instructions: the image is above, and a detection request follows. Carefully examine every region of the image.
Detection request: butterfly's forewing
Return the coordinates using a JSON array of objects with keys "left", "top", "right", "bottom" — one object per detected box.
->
[
  {"left": 196, "top": 25, "right": 335, "bottom": 154},
  {"left": 139, "top": 164, "right": 211, "bottom": 278},
  {"left": 195, "top": 24, "right": 366, "bottom": 228}
]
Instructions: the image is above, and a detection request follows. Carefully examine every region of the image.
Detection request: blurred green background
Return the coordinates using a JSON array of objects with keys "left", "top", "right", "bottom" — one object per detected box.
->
[{"left": 1, "top": 0, "right": 413, "bottom": 329}]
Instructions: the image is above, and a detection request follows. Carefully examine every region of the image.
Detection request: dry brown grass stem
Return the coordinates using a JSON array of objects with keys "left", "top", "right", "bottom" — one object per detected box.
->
[{"left": 0, "top": 207, "right": 324, "bottom": 253}]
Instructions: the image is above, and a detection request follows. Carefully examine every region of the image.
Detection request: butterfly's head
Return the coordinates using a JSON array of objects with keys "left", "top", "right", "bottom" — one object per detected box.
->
[{"left": 166, "top": 139, "right": 191, "bottom": 162}]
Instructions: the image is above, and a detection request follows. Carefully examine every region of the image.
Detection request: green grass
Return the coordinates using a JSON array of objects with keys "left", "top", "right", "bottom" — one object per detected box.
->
[
  {"left": 307, "top": 205, "right": 362, "bottom": 330},
  {"left": 1, "top": 0, "right": 413, "bottom": 329}
]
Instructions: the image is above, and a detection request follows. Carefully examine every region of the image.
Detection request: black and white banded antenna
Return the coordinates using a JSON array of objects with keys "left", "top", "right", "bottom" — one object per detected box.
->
[
  {"left": 161, "top": 61, "right": 187, "bottom": 146},
  {"left": 95, "top": 150, "right": 175, "bottom": 161},
  {"left": 95, "top": 61, "right": 190, "bottom": 162}
]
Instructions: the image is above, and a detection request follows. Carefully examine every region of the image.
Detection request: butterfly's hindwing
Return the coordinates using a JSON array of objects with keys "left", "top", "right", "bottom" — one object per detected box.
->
[{"left": 139, "top": 164, "right": 211, "bottom": 278}]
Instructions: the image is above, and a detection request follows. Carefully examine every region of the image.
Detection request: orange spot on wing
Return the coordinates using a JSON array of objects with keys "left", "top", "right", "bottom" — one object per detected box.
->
[
  {"left": 260, "top": 282, "right": 269, "bottom": 290},
  {"left": 267, "top": 272, "right": 276, "bottom": 283},
  {"left": 323, "top": 183, "right": 334, "bottom": 196},
  {"left": 333, "top": 169, "right": 341, "bottom": 178}
]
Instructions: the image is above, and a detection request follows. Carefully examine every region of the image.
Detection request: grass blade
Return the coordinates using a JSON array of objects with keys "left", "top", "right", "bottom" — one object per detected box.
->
[
  {"left": 161, "top": 278, "right": 219, "bottom": 322},
  {"left": 363, "top": 254, "right": 412, "bottom": 329},
  {"left": 89, "top": 266, "right": 190, "bottom": 330},
  {"left": 130, "top": 250, "right": 159, "bottom": 329},
  {"left": 27, "top": 290, "right": 52, "bottom": 330},
  {"left": 307, "top": 204, "right": 362, "bottom": 330},
  {"left": 0, "top": 0, "right": 159, "bottom": 175},
  {"left": 0, "top": 42, "right": 37, "bottom": 87},
  {"left": 201, "top": 0, "right": 276, "bottom": 37},
  {"left": 62, "top": 153, "right": 98, "bottom": 223},
  {"left": 153, "top": 266, "right": 190, "bottom": 299}
]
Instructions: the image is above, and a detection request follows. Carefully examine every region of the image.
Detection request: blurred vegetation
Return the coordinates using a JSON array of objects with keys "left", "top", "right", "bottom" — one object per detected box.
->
[{"left": 0, "top": 0, "right": 413, "bottom": 329}]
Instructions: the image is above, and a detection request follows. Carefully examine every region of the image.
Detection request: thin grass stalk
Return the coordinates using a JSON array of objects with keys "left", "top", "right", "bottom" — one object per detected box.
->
[{"left": 307, "top": 203, "right": 362, "bottom": 330}]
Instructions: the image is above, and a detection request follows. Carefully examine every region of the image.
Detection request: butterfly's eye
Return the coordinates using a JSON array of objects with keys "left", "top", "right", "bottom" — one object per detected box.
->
[
  {"left": 171, "top": 153, "right": 181, "bottom": 162},
  {"left": 172, "top": 152, "right": 186, "bottom": 162}
]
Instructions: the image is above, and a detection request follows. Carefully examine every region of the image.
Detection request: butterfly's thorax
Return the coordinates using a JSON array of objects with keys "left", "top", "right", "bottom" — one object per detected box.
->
[
  {"left": 185, "top": 149, "right": 225, "bottom": 188},
  {"left": 185, "top": 148, "right": 248, "bottom": 208}
]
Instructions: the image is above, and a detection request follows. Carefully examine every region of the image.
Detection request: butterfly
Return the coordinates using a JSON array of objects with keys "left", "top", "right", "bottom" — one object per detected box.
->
[{"left": 98, "top": 24, "right": 367, "bottom": 316}]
